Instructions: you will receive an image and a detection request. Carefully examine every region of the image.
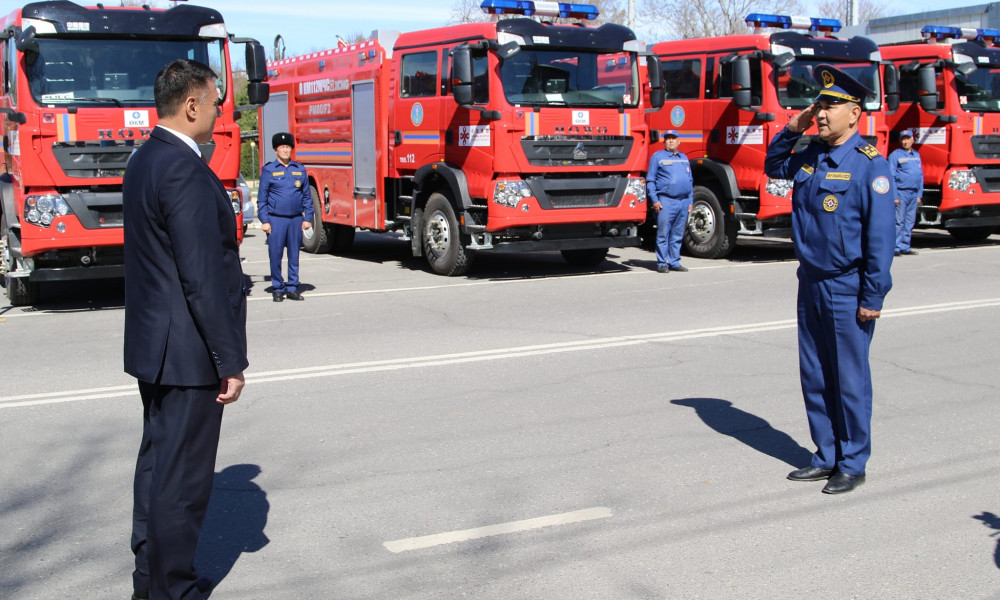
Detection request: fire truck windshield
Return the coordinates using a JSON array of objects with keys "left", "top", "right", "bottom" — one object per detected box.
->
[
  {"left": 776, "top": 60, "right": 881, "bottom": 111},
  {"left": 954, "top": 61, "right": 1000, "bottom": 112},
  {"left": 24, "top": 38, "right": 225, "bottom": 108},
  {"left": 499, "top": 49, "right": 638, "bottom": 108}
]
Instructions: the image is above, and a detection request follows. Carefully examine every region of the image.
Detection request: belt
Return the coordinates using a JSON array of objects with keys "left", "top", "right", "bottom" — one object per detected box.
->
[{"left": 270, "top": 213, "right": 303, "bottom": 218}]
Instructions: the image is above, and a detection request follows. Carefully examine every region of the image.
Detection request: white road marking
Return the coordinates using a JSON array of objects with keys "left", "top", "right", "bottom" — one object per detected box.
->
[
  {"left": 382, "top": 507, "right": 612, "bottom": 553},
  {"left": 1, "top": 298, "right": 997, "bottom": 409}
]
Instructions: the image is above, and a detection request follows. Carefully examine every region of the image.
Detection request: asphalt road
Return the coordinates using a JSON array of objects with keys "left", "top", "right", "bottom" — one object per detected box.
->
[{"left": 2, "top": 228, "right": 999, "bottom": 599}]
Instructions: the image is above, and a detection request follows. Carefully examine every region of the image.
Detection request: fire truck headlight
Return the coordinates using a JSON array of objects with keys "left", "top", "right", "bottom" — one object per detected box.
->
[
  {"left": 625, "top": 178, "right": 646, "bottom": 203},
  {"left": 948, "top": 170, "right": 977, "bottom": 192},
  {"left": 229, "top": 189, "right": 243, "bottom": 215},
  {"left": 23, "top": 194, "right": 70, "bottom": 228},
  {"left": 766, "top": 177, "right": 794, "bottom": 198},
  {"left": 493, "top": 180, "right": 531, "bottom": 208}
]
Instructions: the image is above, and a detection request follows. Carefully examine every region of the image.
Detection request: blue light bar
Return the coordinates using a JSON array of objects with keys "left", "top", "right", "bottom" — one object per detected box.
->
[
  {"left": 745, "top": 13, "right": 842, "bottom": 33},
  {"left": 921, "top": 24, "right": 1000, "bottom": 43},
  {"left": 481, "top": 0, "right": 599, "bottom": 19}
]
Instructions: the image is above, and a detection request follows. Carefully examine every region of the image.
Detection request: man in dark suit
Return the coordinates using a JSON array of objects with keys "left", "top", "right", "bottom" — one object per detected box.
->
[{"left": 123, "top": 59, "right": 248, "bottom": 600}]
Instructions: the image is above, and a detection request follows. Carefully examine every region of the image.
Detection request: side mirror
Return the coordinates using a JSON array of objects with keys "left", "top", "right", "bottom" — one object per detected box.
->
[
  {"left": 15, "top": 26, "right": 38, "bottom": 65},
  {"left": 917, "top": 64, "right": 939, "bottom": 112},
  {"left": 245, "top": 42, "right": 268, "bottom": 82},
  {"left": 647, "top": 55, "right": 664, "bottom": 109},
  {"left": 451, "top": 45, "right": 473, "bottom": 106},
  {"left": 497, "top": 41, "right": 520, "bottom": 61},
  {"left": 247, "top": 81, "right": 269, "bottom": 106},
  {"left": 732, "top": 57, "right": 752, "bottom": 110},
  {"left": 773, "top": 52, "right": 795, "bottom": 69},
  {"left": 883, "top": 63, "right": 899, "bottom": 112},
  {"left": 956, "top": 61, "right": 977, "bottom": 77}
]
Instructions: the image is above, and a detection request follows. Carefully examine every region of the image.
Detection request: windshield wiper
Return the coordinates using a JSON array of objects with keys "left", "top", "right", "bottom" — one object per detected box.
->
[{"left": 72, "top": 97, "right": 124, "bottom": 107}]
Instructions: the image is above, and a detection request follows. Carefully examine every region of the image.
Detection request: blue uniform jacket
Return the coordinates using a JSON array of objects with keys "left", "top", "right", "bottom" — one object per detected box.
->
[
  {"left": 888, "top": 148, "right": 923, "bottom": 192},
  {"left": 646, "top": 149, "right": 694, "bottom": 202},
  {"left": 764, "top": 127, "right": 895, "bottom": 311},
  {"left": 258, "top": 159, "right": 313, "bottom": 222}
]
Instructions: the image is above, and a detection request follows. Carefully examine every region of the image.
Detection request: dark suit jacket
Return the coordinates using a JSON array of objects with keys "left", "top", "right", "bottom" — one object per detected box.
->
[{"left": 123, "top": 127, "right": 248, "bottom": 386}]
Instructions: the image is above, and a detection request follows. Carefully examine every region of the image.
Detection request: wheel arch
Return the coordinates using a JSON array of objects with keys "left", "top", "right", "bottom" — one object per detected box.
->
[
  {"left": 689, "top": 158, "right": 739, "bottom": 203},
  {"left": 413, "top": 163, "right": 471, "bottom": 212}
]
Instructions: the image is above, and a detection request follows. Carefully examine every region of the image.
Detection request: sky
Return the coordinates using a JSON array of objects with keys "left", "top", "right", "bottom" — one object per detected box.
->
[{"left": 182, "top": 0, "right": 995, "bottom": 58}]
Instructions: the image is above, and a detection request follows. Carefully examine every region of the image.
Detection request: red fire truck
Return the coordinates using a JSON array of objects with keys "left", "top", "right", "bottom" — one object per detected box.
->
[
  {"left": 0, "top": 0, "right": 269, "bottom": 305},
  {"left": 645, "top": 13, "right": 898, "bottom": 258},
  {"left": 881, "top": 25, "right": 1000, "bottom": 241},
  {"left": 259, "top": 0, "right": 663, "bottom": 276}
]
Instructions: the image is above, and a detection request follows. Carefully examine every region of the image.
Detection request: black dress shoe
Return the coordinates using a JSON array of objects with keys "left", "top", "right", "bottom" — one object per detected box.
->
[
  {"left": 272, "top": 292, "right": 284, "bottom": 302},
  {"left": 285, "top": 290, "right": 304, "bottom": 301},
  {"left": 132, "top": 591, "right": 148, "bottom": 600},
  {"left": 657, "top": 265, "right": 670, "bottom": 273},
  {"left": 822, "top": 472, "right": 865, "bottom": 494},
  {"left": 901, "top": 249, "right": 919, "bottom": 255},
  {"left": 787, "top": 466, "right": 834, "bottom": 481},
  {"left": 670, "top": 264, "right": 689, "bottom": 272}
]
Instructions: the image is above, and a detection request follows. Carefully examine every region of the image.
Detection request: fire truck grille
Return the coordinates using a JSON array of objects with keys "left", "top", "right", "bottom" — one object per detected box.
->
[
  {"left": 524, "top": 174, "right": 624, "bottom": 209},
  {"left": 63, "top": 190, "right": 124, "bottom": 229},
  {"left": 971, "top": 165, "right": 1000, "bottom": 193},
  {"left": 971, "top": 136, "right": 1000, "bottom": 159},
  {"left": 520, "top": 136, "right": 633, "bottom": 166},
  {"left": 52, "top": 141, "right": 140, "bottom": 178}
]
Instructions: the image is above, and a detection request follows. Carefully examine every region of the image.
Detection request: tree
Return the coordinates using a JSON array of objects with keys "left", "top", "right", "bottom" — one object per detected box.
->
[
  {"left": 816, "top": 0, "right": 892, "bottom": 25},
  {"left": 639, "top": 0, "right": 803, "bottom": 40}
]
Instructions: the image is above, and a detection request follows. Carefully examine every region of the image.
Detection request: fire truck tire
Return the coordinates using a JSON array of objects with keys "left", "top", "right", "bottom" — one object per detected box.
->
[
  {"left": 423, "top": 193, "right": 471, "bottom": 276},
  {"left": 947, "top": 226, "right": 995, "bottom": 243},
  {"left": 561, "top": 248, "right": 609, "bottom": 266},
  {"left": 1, "top": 219, "right": 38, "bottom": 306},
  {"left": 302, "top": 185, "right": 331, "bottom": 254},
  {"left": 684, "top": 185, "right": 736, "bottom": 259}
]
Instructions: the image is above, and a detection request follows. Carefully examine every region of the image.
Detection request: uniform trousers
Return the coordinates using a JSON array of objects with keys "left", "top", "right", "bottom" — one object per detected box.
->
[
  {"left": 796, "top": 270, "right": 876, "bottom": 476},
  {"left": 655, "top": 197, "right": 692, "bottom": 268},
  {"left": 132, "top": 381, "right": 223, "bottom": 600},
  {"left": 895, "top": 189, "right": 920, "bottom": 252},
  {"left": 267, "top": 215, "right": 303, "bottom": 293}
]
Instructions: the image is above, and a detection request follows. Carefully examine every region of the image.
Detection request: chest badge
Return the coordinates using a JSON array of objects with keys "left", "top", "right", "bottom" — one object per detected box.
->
[
  {"left": 295, "top": 179, "right": 302, "bottom": 188},
  {"left": 823, "top": 195, "right": 838, "bottom": 212}
]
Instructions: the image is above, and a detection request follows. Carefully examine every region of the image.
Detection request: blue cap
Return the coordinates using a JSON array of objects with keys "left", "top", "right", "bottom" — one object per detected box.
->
[
  {"left": 813, "top": 64, "right": 874, "bottom": 105},
  {"left": 899, "top": 129, "right": 914, "bottom": 138},
  {"left": 662, "top": 129, "right": 679, "bottom": 138}
]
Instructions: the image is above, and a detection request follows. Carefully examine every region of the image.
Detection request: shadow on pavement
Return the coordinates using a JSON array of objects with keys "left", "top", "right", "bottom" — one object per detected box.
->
[
  {"left": 671, "top": 397, "right": 812, "bottom": 468},
  {"left": 196, "top": 464, "right": 270, "bottom": 593},
  {"left": 972, "top": 511, "right": 1000, "bottom": 569}
]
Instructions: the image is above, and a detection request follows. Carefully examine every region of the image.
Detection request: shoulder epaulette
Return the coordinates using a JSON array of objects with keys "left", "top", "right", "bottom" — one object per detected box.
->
[{"left": 857, "top": 142, "right": 880, "bottom": 160}]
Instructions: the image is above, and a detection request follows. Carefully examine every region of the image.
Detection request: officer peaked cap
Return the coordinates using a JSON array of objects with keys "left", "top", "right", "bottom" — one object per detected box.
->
[
  {"left": 813, "top": 64, "right": 874, "bottom": 105},
  {"left": 272, "top": 132, "right": 294, "bottom": 149}
]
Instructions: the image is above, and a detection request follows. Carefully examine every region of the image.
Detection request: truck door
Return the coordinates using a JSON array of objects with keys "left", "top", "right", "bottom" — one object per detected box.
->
[
  {"left": 261, "top": 91, "right": 289, "bottom": 166},
  {"left": 393, "top": 50, "right": 443, "bottom": 175},
  {"left": 352, "top": 80, "right": 378, "bottom": 229}
]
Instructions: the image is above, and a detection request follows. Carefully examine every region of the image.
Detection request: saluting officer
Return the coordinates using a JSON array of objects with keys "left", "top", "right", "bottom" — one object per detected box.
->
[
  {"left": 258, "top": 132, "right": 313, "bottom": 302},
  {"left": 646, "top": 129, "right": 694, "bottom": 273},
  {"left": 764, "top": 65, "right": 896, "bottom": 494},
  {"left": 888, "top": 129, "right": 923, "bottom": 256}
]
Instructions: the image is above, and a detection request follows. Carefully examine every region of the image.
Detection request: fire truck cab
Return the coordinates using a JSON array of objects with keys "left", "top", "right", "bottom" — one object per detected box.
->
[
  {"left": 260, "top": 0, "right": 663, "bottom": 276},
  {"left": 0, "top": 0, "right": 268, "bottom": 305},
  {"left": 645, "top": 14, "right": 897, "bottom": 258},
  {"left": 881, "top": 25, "right": 1000, "bottom": 241}
]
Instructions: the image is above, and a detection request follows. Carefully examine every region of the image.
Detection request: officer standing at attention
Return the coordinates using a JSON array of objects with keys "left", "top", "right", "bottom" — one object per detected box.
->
[
  {"left": 646, "top": 130, "right": 694, "bottom": 273},
  {"left": 888, "top": 129, "right": 923, "bottom": 256},
  {"left": 764, "top": 65, "right": 896, "bottom": 494},
  {"left": 258, "top": 132, "right": 313, "bottom": 302}
]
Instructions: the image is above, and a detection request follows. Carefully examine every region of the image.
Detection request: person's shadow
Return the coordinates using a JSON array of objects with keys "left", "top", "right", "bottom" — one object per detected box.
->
[
  {"left": 973, "top": 512, "right": 1000, "bottom": 568},
  {"left": 196, "top": 464, "right": 270, "bottom": 592},
  {"left": 671, "top": 398, "right": 813, "bottom": 467}
]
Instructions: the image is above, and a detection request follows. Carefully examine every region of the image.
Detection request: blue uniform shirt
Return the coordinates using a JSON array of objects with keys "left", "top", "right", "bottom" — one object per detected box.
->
[
  {"left": 764, "top": 127, "right": 895, "bottom": 311},
  {"left": 258, "top": 159, "right": 313, "bottom": 223},
  {"left": 646, "top": 149, "right": 694, "bottom": 202},
  {"left": 888, "top": 147, "right": 923, "bottom": 192}
]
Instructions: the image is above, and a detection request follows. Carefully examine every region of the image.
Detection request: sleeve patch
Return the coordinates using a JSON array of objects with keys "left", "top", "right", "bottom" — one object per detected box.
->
[{"left": 872, "top": 176, "right": 890, "bottom": 194}]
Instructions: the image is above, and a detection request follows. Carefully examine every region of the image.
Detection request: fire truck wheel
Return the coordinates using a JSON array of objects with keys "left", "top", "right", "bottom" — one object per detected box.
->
[
  {"left": 948, "top": 226, "right": 995, "bottom": 244},
  {"left": 422, "top": 193, "right": 471, "bottom": 276},
  {"left": 1, "top": 219, "right": 38, "bottom": 306},
  {"left": 302, "top": 185, "right": 332, "bottom": 254},
  {"left": 561, "top": 248, "right": 609, "bottom": 266},
  {"left": 684, "top": 185, "right": 736, "bottom": 260}
]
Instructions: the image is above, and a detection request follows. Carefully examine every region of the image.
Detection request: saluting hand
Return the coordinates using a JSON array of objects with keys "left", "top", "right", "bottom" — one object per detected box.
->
[{"left": 788, "top": 104, "right": 819, "bottom": 133}]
